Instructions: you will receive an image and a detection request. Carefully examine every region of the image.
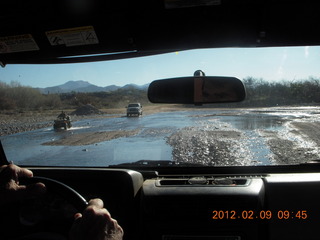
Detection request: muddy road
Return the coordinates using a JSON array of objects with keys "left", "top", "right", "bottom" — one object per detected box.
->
[{"left": 1, "top": 107, "right": 320, "bottom": 167}]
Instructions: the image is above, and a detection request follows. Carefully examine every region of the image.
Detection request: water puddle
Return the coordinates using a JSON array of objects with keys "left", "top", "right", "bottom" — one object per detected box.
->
[{"left": 191, "top": 111, "right": 287, "bottom": 165}]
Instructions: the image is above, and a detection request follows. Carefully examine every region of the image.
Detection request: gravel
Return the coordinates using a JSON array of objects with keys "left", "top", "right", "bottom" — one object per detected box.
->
[{"left": 0, "top": 116, "right": 53, "bottom": 136}]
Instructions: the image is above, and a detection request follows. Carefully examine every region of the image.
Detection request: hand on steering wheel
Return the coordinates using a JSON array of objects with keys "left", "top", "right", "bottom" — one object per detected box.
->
[
  {"left": 0, "top": 163, "right": 123, "bottom": 240},
  {"left": 20, "top": 177, "right": 124, "bottom": 240}
]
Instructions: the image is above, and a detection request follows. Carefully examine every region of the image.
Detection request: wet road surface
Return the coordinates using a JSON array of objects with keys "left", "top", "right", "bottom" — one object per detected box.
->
[{"left": 2, "top": 107, "right": 320, "bottom": 167}]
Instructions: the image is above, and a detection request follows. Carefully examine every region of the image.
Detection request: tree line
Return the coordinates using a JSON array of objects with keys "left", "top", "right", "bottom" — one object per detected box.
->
[
  {"left": 0, "top": 81, "right": 61, "bottom": 110},
  {"left": 1, "top": 77, "right": 320, "bottom": 111},
  {"left": 60, "top": 87, "right": 149, "bottom": 109},
  {"left": 0, "top": 81, "right": 149, "bottom": 111},
  {"left": 241, "top": 77, "right": 320, "bottom": 107}
]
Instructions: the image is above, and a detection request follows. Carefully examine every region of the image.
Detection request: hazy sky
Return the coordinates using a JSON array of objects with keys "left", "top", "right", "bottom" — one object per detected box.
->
[{"left": 1, "top": 46, "right": 320, "bottom": 88}]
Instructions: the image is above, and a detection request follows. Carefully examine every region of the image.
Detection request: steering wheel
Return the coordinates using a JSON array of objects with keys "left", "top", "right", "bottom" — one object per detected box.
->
[{"left": 16, "top": 176, "right": 88, "bottom": 238}]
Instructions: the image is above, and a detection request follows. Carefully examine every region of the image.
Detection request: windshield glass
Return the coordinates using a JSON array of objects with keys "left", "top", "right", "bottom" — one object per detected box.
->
[
  {"left": 1, "top": 46, "right": 320, "bottom": 167},
  {"left": 128, "top": 104, "right": 140, "bottom": 108}
]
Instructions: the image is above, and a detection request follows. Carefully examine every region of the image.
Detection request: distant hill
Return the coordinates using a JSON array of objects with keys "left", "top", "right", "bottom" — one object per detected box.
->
[
  {"left": 122, "top": 83, "right": 149, "bottom": 90},
  {"left": 104, "top": 85, "right": 120, "bottom": 92},
  {"left": 36, "top": 80, "right": 149, "bottom": 94},
  {"left": 61, "top": 80, "right": 92, "bottom": 90}
]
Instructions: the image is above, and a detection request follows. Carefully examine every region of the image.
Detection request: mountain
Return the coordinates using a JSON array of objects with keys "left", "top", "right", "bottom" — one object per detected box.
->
[
  {"left": 122, "top": 83, "right": 149, "bottom": 90},
  {"left": 37, "top": 80, "right": 106, "bottom": 93},
  {"left": 59, "top": 80, "right": 93, "bottom": 90},
  {"left": 104, "top": 85, "right": 120, "bottom": 92},
  {"left": 36, "top": 80, "right": 147, "bottom": 94}
]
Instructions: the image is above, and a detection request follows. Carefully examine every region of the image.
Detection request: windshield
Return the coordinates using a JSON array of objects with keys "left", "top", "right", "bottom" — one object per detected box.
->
[
  {"left": 1, "top": 46, "right": 320, "bottom": 167},
  {"left": 128, "top": 104, "right": 140, "bottom": 108}
]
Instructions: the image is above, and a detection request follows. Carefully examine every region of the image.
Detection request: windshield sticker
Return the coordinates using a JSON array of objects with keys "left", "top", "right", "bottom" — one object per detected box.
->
[
  {"left": 164, "top": 0, "right": 221, "bottom": 9},
  {"left": 46, "top": 26, "right": 99, "bottom": 47},
  {"left": 0, "top": 34, "right": 39, "bottom": 54}
]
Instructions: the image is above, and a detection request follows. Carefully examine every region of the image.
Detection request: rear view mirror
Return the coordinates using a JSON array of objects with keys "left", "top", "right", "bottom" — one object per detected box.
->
[{"left": 148, "top": 76, "right": 246, "bottom": 104}]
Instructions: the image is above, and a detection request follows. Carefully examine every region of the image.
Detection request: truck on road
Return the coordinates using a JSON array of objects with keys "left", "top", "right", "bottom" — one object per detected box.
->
[{"left": 126, "top": 103, "right": 143, "bottom": 117}]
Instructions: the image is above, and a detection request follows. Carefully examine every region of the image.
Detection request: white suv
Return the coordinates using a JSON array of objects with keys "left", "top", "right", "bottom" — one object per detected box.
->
[{"left": 126, "top": 103, "right": 143, "bottom": 117}]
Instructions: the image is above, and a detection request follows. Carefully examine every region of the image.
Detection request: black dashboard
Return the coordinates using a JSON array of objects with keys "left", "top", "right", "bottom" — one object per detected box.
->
[{"left": 27, "top": 168, "right": 320, "bottom": 240}]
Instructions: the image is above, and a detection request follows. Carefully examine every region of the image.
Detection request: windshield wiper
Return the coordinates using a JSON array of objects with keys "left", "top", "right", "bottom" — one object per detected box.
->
[
  {"left": 299, "top": 159, "right": 320, "bottom": 165},
  {"left": 109, "top": 160, "right": 205, "bottom": 168}
]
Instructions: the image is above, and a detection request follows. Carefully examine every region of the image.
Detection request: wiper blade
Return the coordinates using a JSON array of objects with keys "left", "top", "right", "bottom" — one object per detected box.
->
[
  {"left": 300, "top": 159, "right": 320, "bottom": 165},
  {"left": 109, "top": 160, "right": 205, "bottom": 168}
]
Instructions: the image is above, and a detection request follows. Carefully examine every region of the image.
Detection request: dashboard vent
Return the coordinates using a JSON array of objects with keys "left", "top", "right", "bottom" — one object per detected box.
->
[{"left": 156, "top": 177, "right": 249, "bottom": 186}]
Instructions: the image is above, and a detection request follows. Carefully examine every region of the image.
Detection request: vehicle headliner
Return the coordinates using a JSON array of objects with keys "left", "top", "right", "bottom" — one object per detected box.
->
[{"left": 1, "top": 0, "right": 320, "bottom": 65}]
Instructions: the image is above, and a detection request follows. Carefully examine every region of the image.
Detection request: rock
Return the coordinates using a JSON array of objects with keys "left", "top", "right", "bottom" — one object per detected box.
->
[{"left": 71, "top": 104, "right": 103, "bottom": 116}]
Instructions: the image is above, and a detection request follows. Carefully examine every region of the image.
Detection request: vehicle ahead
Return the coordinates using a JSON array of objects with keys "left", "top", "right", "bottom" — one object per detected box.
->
[
  {"left": 1, "top": 1, "right": 320, "bottom": 240},
  {"left": 53, "top": 114, "right": 72, "bottom": 130},
  {"left": 53, "top": 117, "right": 72, "bottom": 130},
  {"left": 126, "top": 103, "right": 143, "bottom": 117}
]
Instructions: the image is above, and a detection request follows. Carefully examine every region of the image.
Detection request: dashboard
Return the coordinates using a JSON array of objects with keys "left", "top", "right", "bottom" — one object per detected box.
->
[{"left": 26, "top": 168, "right": 320, "bottom": 240}]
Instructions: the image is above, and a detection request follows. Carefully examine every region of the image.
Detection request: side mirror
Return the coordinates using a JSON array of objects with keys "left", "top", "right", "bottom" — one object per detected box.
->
[{"left": 148, "top": 76, "right": 246, "bottom": 104}]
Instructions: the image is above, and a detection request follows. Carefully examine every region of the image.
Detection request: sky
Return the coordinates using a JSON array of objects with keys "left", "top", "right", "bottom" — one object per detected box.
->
[{"left": 1, "top": 46, "right": 320, "bottom": 88}]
